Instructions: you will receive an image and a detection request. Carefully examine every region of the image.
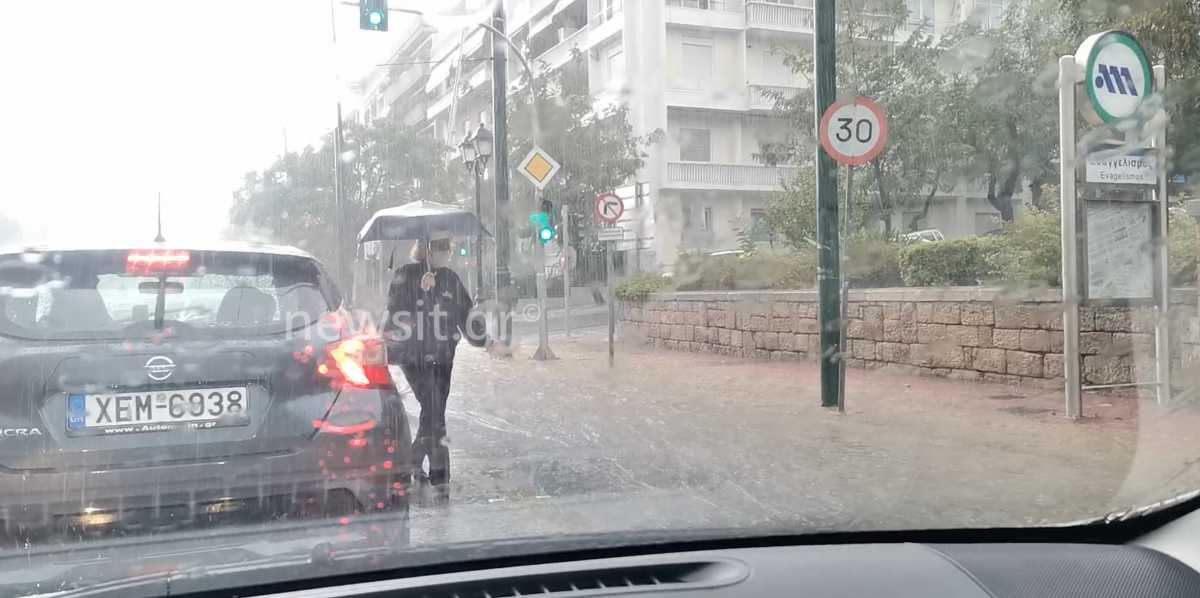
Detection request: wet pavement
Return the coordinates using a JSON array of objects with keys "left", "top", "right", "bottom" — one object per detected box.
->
[{"left": 397, "top": 327, "right": 1200, "bottom": 547}]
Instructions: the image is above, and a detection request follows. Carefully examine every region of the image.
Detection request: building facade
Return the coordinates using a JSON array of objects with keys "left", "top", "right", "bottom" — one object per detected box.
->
[{"left": 354, "top": 0, "right": 1021, "bottom": 275}]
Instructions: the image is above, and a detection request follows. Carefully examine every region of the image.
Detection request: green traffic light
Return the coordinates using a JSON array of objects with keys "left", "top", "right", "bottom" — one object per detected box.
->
[
  {"left": 529, "top": 212, "right": 556, "bottom": 246},
  {"left": 368, "top": 11, "right": 383, "bottom": 25},
  {"left": 459, "top": 247, "right": 468, "bottom": 256}
]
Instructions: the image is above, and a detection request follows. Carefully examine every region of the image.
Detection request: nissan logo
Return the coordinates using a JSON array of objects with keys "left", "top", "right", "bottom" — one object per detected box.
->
[{"left": 145, "top": 356, "right": 176, "bottom": 381}]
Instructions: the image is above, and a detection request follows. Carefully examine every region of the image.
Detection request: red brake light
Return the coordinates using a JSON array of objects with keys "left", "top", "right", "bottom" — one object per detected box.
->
[
  {"left": 126, "top": 250, "right": 191, "bottom": 275},
  {"left": 320, "top": 335, "right": 390, "bottom": 389}
]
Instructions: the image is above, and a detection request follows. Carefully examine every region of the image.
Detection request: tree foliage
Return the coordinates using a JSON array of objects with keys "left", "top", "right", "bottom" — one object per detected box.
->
[
  {"left": 228, "top": 116, "right": 465, "bottom": 278},
  {"left": 767, "top": 0, "right": 1199, "bottom": 232},
  {"left": 507, "top": 50, "right": 660, "bottom": 250}
]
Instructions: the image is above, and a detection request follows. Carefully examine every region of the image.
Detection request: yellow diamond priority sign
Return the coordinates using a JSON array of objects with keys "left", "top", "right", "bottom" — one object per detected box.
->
[{"left": 518, "top": 147, "right": 561, "bottom": 190}]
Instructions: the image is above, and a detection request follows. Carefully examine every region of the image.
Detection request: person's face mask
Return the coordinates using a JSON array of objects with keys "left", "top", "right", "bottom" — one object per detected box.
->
[{"left": 429, "top": 249, "right": 451, "bottom": 268}]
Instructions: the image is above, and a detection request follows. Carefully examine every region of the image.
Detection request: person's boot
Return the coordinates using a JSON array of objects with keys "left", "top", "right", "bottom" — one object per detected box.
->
[
  {"left": 411, "top": 470, "right": 430, "bottom": 507},
  {"left": 430, "top": 483, "right": 450, "bottom": 507}
]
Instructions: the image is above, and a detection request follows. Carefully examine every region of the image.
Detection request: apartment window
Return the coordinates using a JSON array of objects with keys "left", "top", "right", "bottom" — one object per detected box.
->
[
  {"left": 678, "top": 128, "right": 711, "bottom": 162},
  {"left": 681, "top": 39, "right": 713, "bottom": 89},
  {"left": 604, "top": 0, "right": 620, "bottom": 19},
  {"left": 906, "top": 0, "right": 935, "bottom": 29},
  {"left": 701, "top": 207, "right": 714, "bottom": 232},
  {"left": 984, "top": 0, "right": 1007, "bottom": 29},
  {"left": 606, "top": 47, "right": 625, "bottom": 83},
  {"left": 750, "top": 209, "right": 771, "bottom": 242}
]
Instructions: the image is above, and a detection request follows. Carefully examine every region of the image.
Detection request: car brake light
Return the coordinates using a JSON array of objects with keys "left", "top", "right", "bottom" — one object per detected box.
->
[
  {"left": 126, "top": 250, "right": 191, "bottom": 275},
  {"left": 320, "top": 336, "right": 390, "bottom": 389}
]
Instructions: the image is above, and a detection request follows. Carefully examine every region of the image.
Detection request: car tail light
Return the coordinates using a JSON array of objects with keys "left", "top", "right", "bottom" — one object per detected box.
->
[
  {"left": 319, "top": 336, "right": 390, "bottom": 390},
  {"left": 126, "top": 250, "right": 191, "bottom": 275}
]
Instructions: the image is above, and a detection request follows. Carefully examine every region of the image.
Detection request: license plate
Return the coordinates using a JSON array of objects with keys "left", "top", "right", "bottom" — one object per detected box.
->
[{"left": 66, "top": 387, "right": 249, "bottom": 435}]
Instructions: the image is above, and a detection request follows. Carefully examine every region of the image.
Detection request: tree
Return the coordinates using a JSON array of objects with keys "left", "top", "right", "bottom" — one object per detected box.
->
[
  {"left": 765, "top": 0, "right": 965, "bottom": 234},
  {"left": 229, "top": 115, "right": 465, "bottom": 273},
  {"left": 1068, "top": 0, "right": 1200, "bottom": 188},
  {"left": 765, "top": 169, "right": 817, "bottom": 251},
  {"left": 506, "top": 50, "right": 660, "bottom": 255}
]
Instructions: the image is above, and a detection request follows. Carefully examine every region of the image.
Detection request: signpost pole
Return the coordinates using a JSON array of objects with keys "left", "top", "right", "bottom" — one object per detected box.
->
[
  {"left": 562, "top": 203, "right": 572, "bottom": 338},
  {"left": 814, "top": 0, "right": 840, "bottom": 409},
  {"left": 607, "top": 242, "right": 615, "bottom": 366},
  {"left": 1153, "top": 63, "right": 1171, "bottom": 405},
  {"left": 1059, "top": 55, "right": 1083, "bottom": 420}
]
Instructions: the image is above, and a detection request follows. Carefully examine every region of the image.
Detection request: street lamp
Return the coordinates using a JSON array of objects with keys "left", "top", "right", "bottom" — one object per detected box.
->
[{"left": 462, "top": 123, "right": 493, "bottom": 295}]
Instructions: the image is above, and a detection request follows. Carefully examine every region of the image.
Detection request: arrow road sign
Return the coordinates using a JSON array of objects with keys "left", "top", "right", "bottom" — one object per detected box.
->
[
  {"left": 818, "top": 97, "right": 889, "bottom": 166},
  {"left": 595, "top": 192, "right": 624, "bottom": 224}
]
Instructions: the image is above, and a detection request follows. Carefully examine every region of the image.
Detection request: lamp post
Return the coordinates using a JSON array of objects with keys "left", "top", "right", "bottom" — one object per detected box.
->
[{"left": 460, "top": 122, "right": 493, "bottom": 297}]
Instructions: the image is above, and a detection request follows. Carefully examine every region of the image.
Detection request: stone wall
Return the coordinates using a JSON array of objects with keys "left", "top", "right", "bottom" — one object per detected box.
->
[{"left": 620, "top": 288, "right": 1200, "bottom": 387}]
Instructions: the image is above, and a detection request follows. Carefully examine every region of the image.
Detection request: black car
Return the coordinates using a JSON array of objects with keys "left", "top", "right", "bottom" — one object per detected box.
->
[{"left": 0, "top": 243, "right": 411, "bottom": 541}]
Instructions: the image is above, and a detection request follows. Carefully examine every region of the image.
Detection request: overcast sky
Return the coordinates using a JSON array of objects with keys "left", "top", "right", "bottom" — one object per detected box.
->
[{"left": 0, "top": 0, "right": 422, "bottom": 246}]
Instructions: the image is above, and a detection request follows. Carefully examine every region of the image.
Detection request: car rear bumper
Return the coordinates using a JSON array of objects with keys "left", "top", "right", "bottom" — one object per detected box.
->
[{"left": 0, "top": 388, "right": 412, "bottom": 537}]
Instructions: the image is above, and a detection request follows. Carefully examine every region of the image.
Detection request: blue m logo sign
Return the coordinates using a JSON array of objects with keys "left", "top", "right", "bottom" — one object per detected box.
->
[{"left": 1094, "top": 64, "right": 1139, "bottom": 96}]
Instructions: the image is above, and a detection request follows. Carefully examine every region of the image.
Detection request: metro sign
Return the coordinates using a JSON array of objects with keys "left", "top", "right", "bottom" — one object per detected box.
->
[{"left": 1076, "top": 31, "right": 1153, "bottom": 124}]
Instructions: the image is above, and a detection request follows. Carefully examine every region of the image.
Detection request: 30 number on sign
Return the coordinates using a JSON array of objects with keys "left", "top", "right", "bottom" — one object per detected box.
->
[{"left": 819, "top": 97, "right": 889, "bottom": 166}]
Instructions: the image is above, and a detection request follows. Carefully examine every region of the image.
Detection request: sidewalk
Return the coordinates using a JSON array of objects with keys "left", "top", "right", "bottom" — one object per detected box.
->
[{"left": 444, "top": 332, "right": 1200, "bottom": 528}]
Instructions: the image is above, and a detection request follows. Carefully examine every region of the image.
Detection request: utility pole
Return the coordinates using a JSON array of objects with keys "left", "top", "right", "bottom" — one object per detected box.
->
[
  {"left": 334, "top": 102, "right": 347, "bottom": 293},
  {"left": 329, "top": 0, "right": 347, "bottom": 294},
  {"left": 491, "top": 2, "right": 514, "bottom": 348},
  {"left": 814, "top": 0, "right": 840, "bottom": 408}
]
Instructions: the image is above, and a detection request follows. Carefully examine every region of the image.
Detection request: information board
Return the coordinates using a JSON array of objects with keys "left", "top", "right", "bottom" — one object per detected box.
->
[{"left": 1084, "top": 201, "right": 1155, "bottom": 301}]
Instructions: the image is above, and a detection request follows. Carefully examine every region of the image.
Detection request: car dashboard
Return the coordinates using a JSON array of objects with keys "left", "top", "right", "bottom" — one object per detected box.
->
[{"left": 248, "top": 541, "right": 1200, "bottom": 598}]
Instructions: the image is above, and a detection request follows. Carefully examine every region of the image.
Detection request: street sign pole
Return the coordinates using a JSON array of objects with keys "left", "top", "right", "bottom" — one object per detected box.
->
[
  {"left": 1153, "top": 63, "right": 1171, "bottom": 405},
  {"left": 814, "top": 0, "right": 840, "bottom": 409},
  {"left": 1059, "top": 55, "right": 1083, "bottom": 419},
  {"left": 594, "top": 192, "right": 625, "bottom": 367},
  {"left": 562, "top": 204, "right": 572, "bottom": 338},
  {"left": 607, "top": 241, "right": 615, "bottom": 366}
]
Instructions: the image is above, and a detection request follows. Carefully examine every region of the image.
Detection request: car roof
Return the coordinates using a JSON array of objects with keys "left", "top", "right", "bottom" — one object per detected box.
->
[{"left": 0, "top": 241, "right": 319, "bottom": 261}]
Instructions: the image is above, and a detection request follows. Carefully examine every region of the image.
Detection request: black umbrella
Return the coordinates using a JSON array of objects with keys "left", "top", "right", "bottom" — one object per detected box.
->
[{"left": 357, "top": 200, "right": 491, "bottom": 244}]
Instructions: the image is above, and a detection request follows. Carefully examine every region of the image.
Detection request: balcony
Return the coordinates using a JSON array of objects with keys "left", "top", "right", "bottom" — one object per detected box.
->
[
  {"left": 532, "top": 27, "right": 587, "bottom": 71},
  {"left": 665, "top": 0, "right": 746, "bottom": 30},
  {"left": 586, "top": 0, "right": 624, "bottom": 47},
  {"left": 745, "top": 1, "right": 814, "bottom": 32},
  {"left": 665, "top": 161, "right": 798, "bottom": 191},
  {"left": 749, "top": 84, "right": 801, "bottom": 110}
]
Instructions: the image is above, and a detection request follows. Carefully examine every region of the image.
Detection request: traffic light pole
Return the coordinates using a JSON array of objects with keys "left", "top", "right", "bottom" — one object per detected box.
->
[
  {"left": 532, "top": 193, "right": 557, "bottom": 361},
  {"left": 814, "top": 0, "right": 840, "bottom": 409}
]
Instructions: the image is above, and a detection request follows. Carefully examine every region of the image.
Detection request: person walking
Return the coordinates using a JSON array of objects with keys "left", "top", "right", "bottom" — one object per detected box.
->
[{"left": 383, "top": 231, "right": 487, "bottom": 505}]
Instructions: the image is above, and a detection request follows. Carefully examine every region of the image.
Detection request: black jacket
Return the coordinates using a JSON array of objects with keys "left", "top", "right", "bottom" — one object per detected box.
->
[{"left": 384, "top": 262, "right": 486, "bottom": 365}]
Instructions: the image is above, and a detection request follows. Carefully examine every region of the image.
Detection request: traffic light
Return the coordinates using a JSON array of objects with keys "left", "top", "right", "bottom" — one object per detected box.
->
[
  {"left": 529, "top": 209, "right": 556, "bottom": 246},
  {"left": 459, "top": 245, "right": 469, "bottom": 257},
  {"left": 359, "top": 0, "right": 388, "bottom": 31}
]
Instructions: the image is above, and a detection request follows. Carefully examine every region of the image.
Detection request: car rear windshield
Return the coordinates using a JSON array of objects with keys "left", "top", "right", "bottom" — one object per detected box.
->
[{"left": 0, "top": 249, "right": 337, "bottom": 340}]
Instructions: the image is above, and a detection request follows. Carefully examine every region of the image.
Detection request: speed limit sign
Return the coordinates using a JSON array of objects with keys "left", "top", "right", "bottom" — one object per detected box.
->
[{"left": 819, "top": 97, "right": 889, "bottom": 166}]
